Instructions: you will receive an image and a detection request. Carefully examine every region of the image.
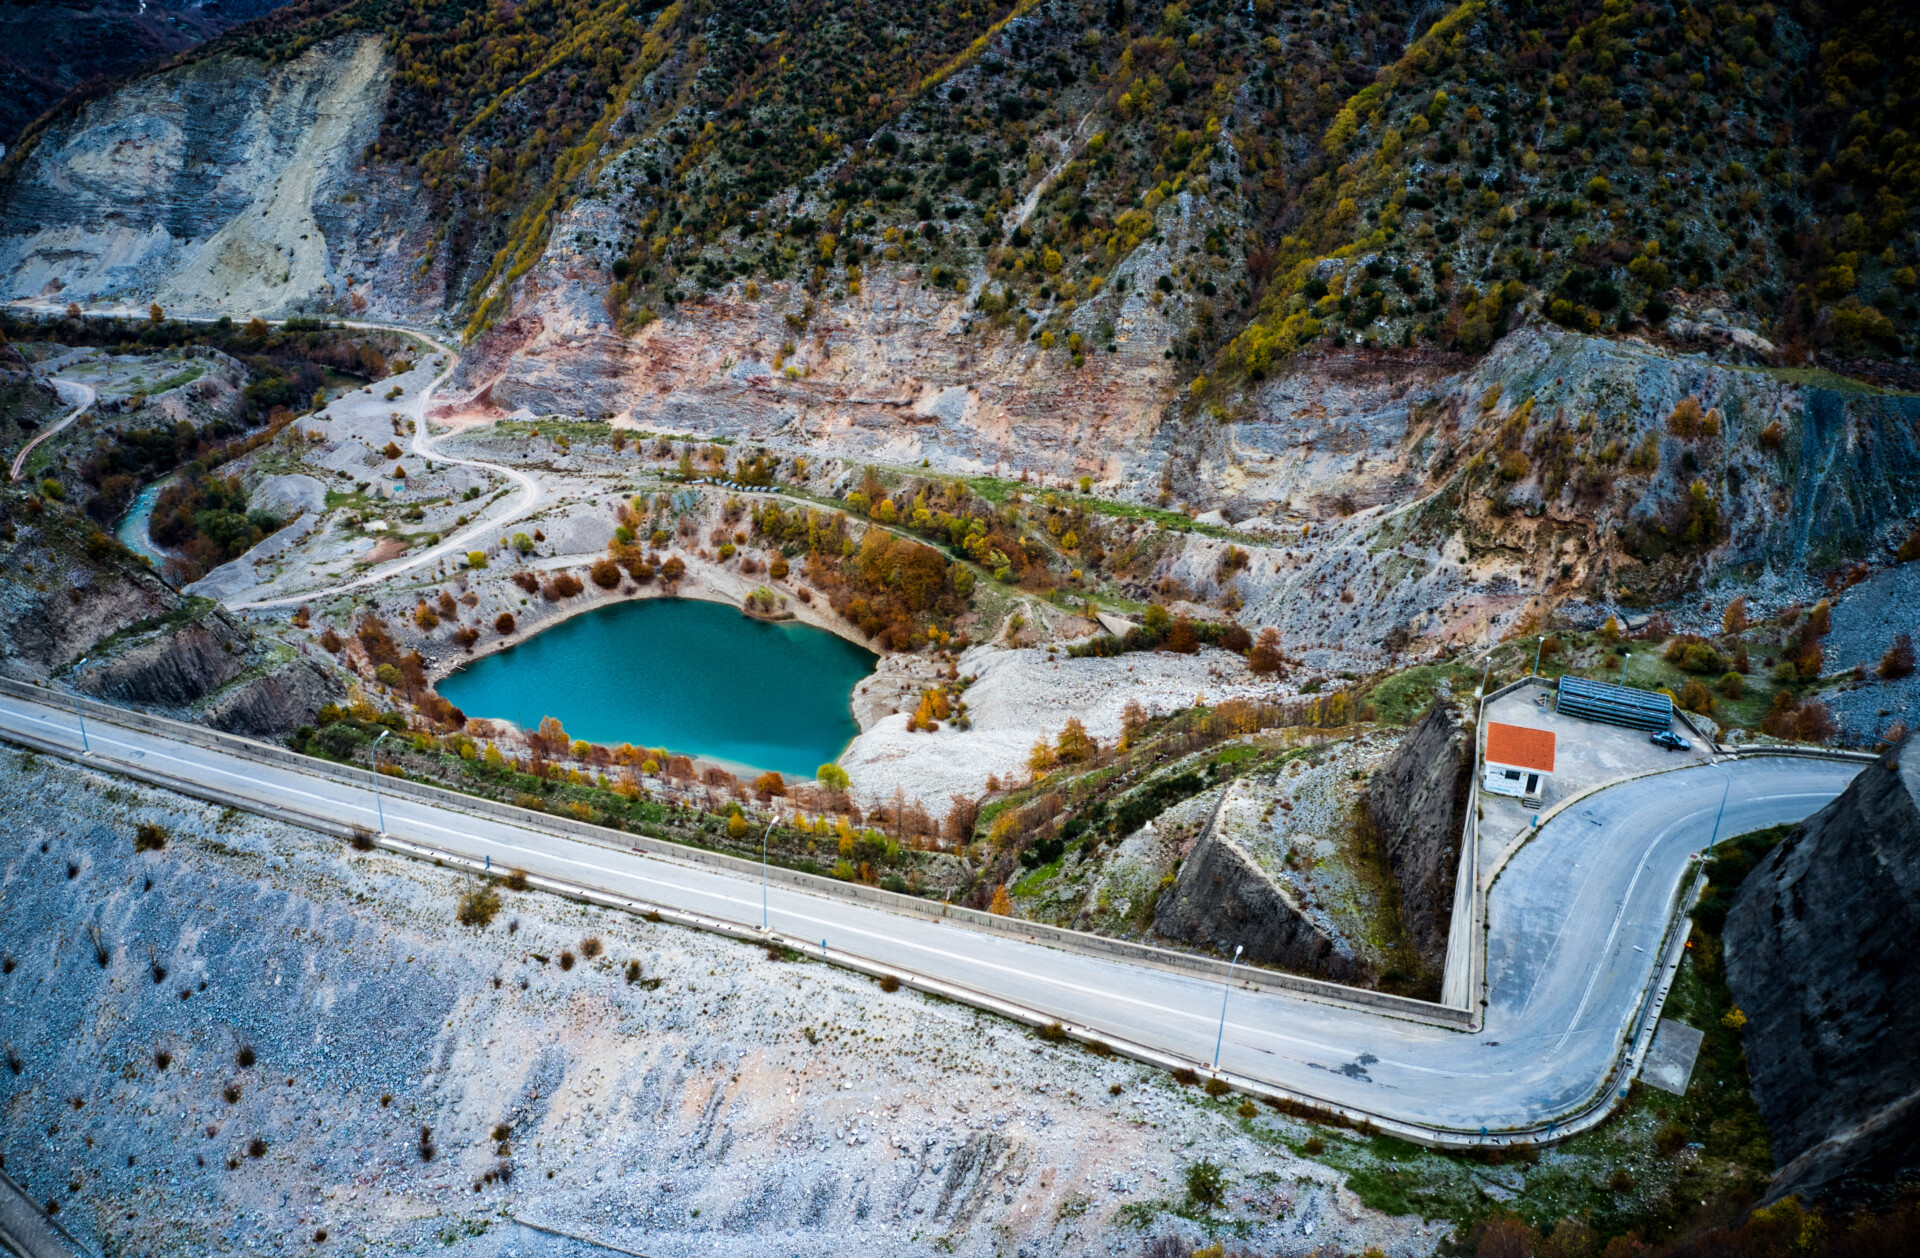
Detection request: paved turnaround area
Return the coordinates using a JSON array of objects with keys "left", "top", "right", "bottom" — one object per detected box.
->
[{"left": 0, "top": 689, "right": 1858, "bottom": 1141}]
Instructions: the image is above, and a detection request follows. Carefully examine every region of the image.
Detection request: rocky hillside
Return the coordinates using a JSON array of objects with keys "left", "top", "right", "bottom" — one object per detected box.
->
[
  {"left": 6, "top": 0, "right": 1918, "bottom": 366},
  {"left": 0, "top": 485, "right": 345, "bottom": 736},
  {"left": 1723, "top": 734, "right": 1920, "bottom": 1202},
  {"left": 0, "top": 1, "right": 302, "bottom": 148},
  {"left": 2, "top": 1, "right": 1913, "bottom": 658}
]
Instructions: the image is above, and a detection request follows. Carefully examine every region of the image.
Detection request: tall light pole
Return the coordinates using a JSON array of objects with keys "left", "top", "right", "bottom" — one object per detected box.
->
[
  {"left": 1211, "top": 944, "right": 1243, "bottom": 1071},
  {"left": 370, "top": 729, "right": 392, "bottom": 835},
  {"left": 761, "top": 816, "right": 777, "bottom": 930},
  {"left": 1706, "top": 757, "right": 1732, "bottom": 852},
  {"left": 1532, "top": 635, "right": 1544, "bottom": 677},
  {"left": 73, "top": 656, "right": 90, "bottom": 754}
]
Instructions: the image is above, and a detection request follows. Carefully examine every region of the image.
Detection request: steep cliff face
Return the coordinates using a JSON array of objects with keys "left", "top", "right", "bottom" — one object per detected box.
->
[
  {"left": 449, "top": 263, "right": 1180, "bottom": 483},
  {"left": 1724, "top": 738, "right": 1920, "bottom": 1201},
  {"left": 0, "top": 34, "right": 438, "bottom": 322},
  {"left": 1364, "top": 698, "right": 1471, "bottom": 976},
  {"left": 0, "top": 499, "right": 342, "bottom": 737},
  {"left": 1154, "top": 788, "right": 1372, "bottom": 986}
]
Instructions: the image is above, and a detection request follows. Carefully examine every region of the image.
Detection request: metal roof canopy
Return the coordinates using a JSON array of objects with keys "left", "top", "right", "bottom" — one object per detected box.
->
[
  {"left": 1554, "top": 674, "right": 1673, "bottom": 731},
  {"left": 1486, "top": 722, "right": 1557, "bottom": 773}
]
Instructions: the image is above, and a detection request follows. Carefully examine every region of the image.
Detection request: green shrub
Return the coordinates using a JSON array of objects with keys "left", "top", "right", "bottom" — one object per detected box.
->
[
  {"left": 456, "top": 885, "right": 502, "bottom": 928},
  {"left": 134, "top": 823, "right": 168, "bottom": 852},
  {"left": 1184, "top": 1159, "right": 1226, "bottom": 1210}
]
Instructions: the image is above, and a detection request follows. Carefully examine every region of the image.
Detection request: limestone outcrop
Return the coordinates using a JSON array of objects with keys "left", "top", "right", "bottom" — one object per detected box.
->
[
  {"left": 0, "top": 34, "right": 437, "bottom": 321},
  {"left": 1724, "top": 736, "right": 1920, "bottom": 1201},
  {"left": 202, "top": 654, "right": 345, "bottom": 739},
  {"left": 1154, "top": 787, "right": 1372, "bottom": 985},
  {"left": 1364, "top": 697, "right": 1472, "bottom": 975}
]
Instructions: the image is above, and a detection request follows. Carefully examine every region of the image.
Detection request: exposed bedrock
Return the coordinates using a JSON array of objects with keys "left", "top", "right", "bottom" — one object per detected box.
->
[
  {"left": 1364, "top": 697, "right": 1472, "bottom": 975},
  {"left": 202, "top": 654, "right": 344, "bottom": 739},
  {"left": 76, "top": 602, "right": 344, "bottom": 737},
  {"left": 0, "top": 33, "right": 440, "bottom": 322},
  {"left": 1154, "top": 786, "right": 1372, "bottom": 985},
  {"left": 1723, "top": 736, "right": 1920, "bottom": 1202}
]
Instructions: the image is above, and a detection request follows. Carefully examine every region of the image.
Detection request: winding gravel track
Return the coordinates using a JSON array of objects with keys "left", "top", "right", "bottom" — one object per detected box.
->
[
  {"left": 1, "top": 302, "right": 539, "bottom": 609},
  {"left": 8, "top": 378, "right": 95, "bottom": 482},
  {"left": 228, "top": 325, "right": 542, "bottom": 610}
]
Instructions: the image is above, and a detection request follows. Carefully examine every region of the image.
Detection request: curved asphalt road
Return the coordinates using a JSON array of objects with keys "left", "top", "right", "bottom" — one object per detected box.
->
[{"left": 0, "top": 688, "right": 1857, "bottom": 1137}]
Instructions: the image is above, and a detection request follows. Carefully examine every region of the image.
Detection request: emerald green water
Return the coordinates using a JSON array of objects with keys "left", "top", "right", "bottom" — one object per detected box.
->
[{"left": 438, "top": 598, "right": 876, "bottom": 778}]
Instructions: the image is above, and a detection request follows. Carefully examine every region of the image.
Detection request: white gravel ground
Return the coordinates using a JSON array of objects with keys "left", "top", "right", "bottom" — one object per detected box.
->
[{"left": 840, "top": 645, "right": 1296, "bottom": 815}]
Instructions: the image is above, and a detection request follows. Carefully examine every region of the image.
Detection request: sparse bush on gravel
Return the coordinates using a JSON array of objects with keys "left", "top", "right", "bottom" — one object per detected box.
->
[
  {"left": 235, "top": 1046, "right": 255, "bottom": 1068},
  {"left": 558, "top": 949, "right": 575, "bottom": 971},
  {"left": 456, "top": 885, "right": 502, "bottom": 928},
  {"left": 579, "top": 937, "right": 602, "bottom": 959},
  {"left": 134, "top": 823, "right": 168, "bottom": 851},
  {"left": 1204, "top": 1077, "right": 1231, "bottom": 1098},
  {"left": 1183, "top": 1159, "right": 1226, "bottom": 1211},
  {"left": 349, "top": 825, "right": 376, "bottom": 851},
  {"left": 503, "top": 868, "right": 529, "bottom": 891},
  {"left": 153, "top": 1049, "right": 171, "bottom": 1071}
]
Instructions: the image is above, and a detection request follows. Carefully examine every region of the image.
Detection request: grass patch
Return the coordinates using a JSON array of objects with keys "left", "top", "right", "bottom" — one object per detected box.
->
[
  {"left": 1736, "top": 364, "right": 1920, "bottom": 398},
  {"left": 1360, "top": 661, "right": 1484, "bottom": 726}
]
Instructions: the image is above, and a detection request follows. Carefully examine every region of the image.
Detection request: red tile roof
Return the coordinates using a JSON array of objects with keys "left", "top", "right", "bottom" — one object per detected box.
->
[{"left": 1486, "top": 722, "right": 1556, "bottom": 773}]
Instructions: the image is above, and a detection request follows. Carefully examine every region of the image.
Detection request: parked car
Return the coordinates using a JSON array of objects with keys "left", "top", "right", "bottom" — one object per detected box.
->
[{"left": 1651, "top": 730, "right": 1690, "bottom": 752}]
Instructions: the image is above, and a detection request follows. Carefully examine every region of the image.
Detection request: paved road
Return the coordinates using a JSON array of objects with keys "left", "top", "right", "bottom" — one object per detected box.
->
[
  {"left": 0, "top": 689, "right": 1858, "bottom": 1139},
  {"left": 9, "top": 378, "right": 94, "bottom": 482}
]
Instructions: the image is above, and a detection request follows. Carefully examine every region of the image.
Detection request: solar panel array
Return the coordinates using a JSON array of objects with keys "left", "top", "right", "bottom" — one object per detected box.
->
[{"left": 1554, "top": 674, "right": 1673, "bottom": 731}]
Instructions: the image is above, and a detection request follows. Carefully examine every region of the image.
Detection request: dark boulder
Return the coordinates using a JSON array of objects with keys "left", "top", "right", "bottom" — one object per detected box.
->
[{"left": 1724, "top": 736, "right": 1920, "bottom": 1201}]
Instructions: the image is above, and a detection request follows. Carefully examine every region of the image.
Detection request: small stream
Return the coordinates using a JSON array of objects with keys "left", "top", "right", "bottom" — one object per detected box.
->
[{"left": 116, "top": 479, "right": 171, "bottom": 567}]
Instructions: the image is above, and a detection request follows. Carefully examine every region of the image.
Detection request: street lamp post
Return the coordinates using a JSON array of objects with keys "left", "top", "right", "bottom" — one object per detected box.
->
[
  {"left": 73, "top": 656, "right": 90, "bottom": 754},
  {"left": 1211, "top": 943, "right": 1244, "bottom": 1071},
  {"left": 1706, "top": 758, "right": 1732, "bottom": 852},
  {"left": 370, "top": 729, "right": 392, "bottom": 835},
  {"left": 761, "top": 816, "right": 777, "bottom": 930},
  {"left": 1532, "top": 635, "right": 1544, "bottom": 677}
]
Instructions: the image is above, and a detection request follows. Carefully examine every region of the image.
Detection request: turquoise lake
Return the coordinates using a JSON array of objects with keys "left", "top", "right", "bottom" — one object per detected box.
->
[{"left": 436, "top": 597, "right": 876, "bottom": 778}]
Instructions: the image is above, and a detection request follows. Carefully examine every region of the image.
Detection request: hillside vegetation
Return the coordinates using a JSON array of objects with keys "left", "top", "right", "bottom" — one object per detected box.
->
[{"left": 10, "top": 0, "right": 1908, "bottom": 375}]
